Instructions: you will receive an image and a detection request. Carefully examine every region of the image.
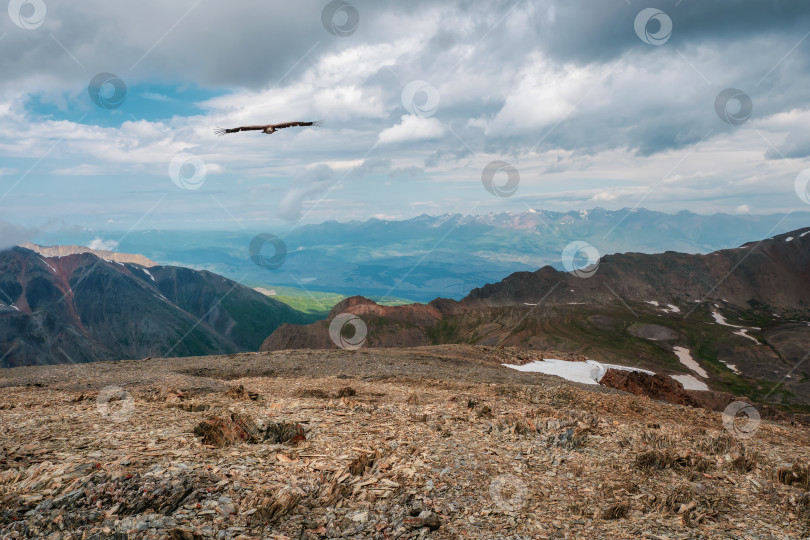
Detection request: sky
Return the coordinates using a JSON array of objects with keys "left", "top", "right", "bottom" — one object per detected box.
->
[{"left": 1, "top": 0, "right": 810, "bottom": 238}]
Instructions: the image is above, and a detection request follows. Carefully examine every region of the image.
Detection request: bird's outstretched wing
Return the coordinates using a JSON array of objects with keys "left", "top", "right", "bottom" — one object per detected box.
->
[
  {"left": 214, "top": 125, "right": 266, "bottom": 136},
  {"left": 214, "top": 121, "right": 323, "bottom": 136},
  {"left": 269, "top": 121, "right": 323, "bottom": 130}
]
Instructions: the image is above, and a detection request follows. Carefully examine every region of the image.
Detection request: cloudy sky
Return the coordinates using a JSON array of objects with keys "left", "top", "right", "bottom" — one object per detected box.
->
[{"left": 1, "top": 0, "right": 810, "bottom": 235}]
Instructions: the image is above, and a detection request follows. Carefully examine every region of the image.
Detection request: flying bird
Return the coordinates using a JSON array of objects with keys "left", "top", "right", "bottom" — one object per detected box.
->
[{"left": 214, "top": 121, "right": 322, "bottom": 136}]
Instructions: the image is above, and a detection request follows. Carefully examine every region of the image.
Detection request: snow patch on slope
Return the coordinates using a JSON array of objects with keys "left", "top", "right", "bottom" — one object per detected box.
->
[
  {"left": 502, "top": 359, "right": 653, "bottom": 386},
  {"left": 673, "top": 346, "right": 708, "bottom": 378},
  {"left": 672, "top": 374, "right": 710, "bottom": 391}
]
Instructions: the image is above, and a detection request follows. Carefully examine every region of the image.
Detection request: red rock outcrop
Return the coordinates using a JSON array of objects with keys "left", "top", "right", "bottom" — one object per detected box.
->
[{"left": 599, "top": 369, "right": 700, "bottom": 407}]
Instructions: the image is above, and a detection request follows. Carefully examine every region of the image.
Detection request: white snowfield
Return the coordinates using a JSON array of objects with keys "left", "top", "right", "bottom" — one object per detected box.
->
[
  {"left": 502, "top": 359, "right": 653, "bottom": 386},
  {"left": 672, "top": 374, "right": 710, "bottom": 391},
  {"left": 645, "top": 300, "right": 680, "bottom": 313},
  {"left": 672, "top": 346, "right": 708, "bottom": 378},
  {"left": 712, "top": 310, "right": 762, "bottom": 344},
  {"left": 504, "top": 355, "right": 714, "bottom": 393}
]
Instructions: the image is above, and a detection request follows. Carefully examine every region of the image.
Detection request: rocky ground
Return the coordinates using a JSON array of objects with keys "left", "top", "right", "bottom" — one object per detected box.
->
[{"left": 1, "top": 345, "right": 810, "bottom": 539}]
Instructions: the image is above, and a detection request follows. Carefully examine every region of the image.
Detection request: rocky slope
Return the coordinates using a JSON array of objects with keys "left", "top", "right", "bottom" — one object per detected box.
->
[
  {"left": 0, "top": 247, "right": 316, "bottom": 368},
  {"left": 262, "top": 229, "right": 810, "bottom": 410},
  {"left": 466, "top": 228, "right": 810, "bottom": 313},
  {"left": 19, "top": 243, "right": 158, "bottom": 267},
  {"left": 1, "top": 345, "right": 808, "bottom": 539}
]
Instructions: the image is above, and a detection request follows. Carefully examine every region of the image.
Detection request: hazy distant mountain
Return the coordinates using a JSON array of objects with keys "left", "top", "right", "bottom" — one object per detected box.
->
[
  {"left": 0, "top": 247, "right": 316, "bottom": 368},
  {"left": 34, "top": 208, "right": 810, "bottom": 302},
  {"left": 263, "top": 228, "right": 810, "bottom": 409}
]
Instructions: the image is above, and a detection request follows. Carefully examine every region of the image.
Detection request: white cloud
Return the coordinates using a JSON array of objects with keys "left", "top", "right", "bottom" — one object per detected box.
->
[
  {"left": 0, "top": 221, "right": 36, "bottom": 251},
  {"left": 87, "top": 238, "right": 119, "bottom": 251},
  {"left": 591, "top": 191, "right": 618, "bottom": 202},
  {"left": 277, "top": 165, "right": 336, "bottom": 222},
  {"left": 378, "top": 115, "right": 446, "bottom": 144}
]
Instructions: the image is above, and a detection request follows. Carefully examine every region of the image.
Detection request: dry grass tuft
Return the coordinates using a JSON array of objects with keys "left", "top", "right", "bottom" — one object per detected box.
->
[
  {"left": 645, "top": 484, "right": 731, "bottom": 527},
  {"left": 636, "top": 450, "right": 675, "bottom": 471},
  {"left": 297, "top": 388, "right": 331, "bottom": 399},
  {"left": 635, "top": 450, "right": 714, "bottom": 473},
  {"left": 476, "top": 404, "right": 494, "bottom": 418},
  {"left": 640, "top": 430, "right": 675, "bottom": 449},
  {"left": 697, "top": 433, "right": 743, "bottom": 455},
  {"left": 601, "top": 502, "right": 630, "bottom": 520},
  {"left": 728, "top": 453, "right": 758, "bottom": 473},
  {"left": 777, "top": 463, "right": 810, "bottom": 490}
]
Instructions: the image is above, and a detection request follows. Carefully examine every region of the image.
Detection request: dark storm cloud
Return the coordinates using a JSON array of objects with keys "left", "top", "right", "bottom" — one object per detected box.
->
[
  {"left": 0, "top": 1, "right": 342, "bottom": 91},
  {"left": 536, "top": 0, "right": 810, "bottom": 64}
]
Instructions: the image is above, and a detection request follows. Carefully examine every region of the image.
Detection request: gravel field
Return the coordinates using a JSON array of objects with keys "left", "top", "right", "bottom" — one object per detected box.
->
[{"left": 1, "top": 345, "right": 809, "bottom": 539}]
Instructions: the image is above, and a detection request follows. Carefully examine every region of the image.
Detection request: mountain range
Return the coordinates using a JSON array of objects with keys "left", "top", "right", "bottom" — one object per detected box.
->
[
  {"left": 0, "top": 247, "right": 316, "bottom": 368},
  {"left": 33, "top": 208, "right": 810, "bottom": 302},
  {"left": 4, "top": 219, "right": 810, "bottom": 412},
  {"left": 263, "top": 227, "right": 810, "bottom": 411}
]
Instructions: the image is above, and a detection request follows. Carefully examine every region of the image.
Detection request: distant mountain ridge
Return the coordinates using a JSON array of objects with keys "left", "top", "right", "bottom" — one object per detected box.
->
[
  {"left": 466, "top": 228, "right": 810, "bottom": 312},
  {"left": 0, "top": 247, "right": 316, "bottom": 368},
  {"left": 262, "top": 228, "right": 810, "bottom": 410},
  {"left": 39, "top": 207, "right": 810, "bottom": 302}
]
